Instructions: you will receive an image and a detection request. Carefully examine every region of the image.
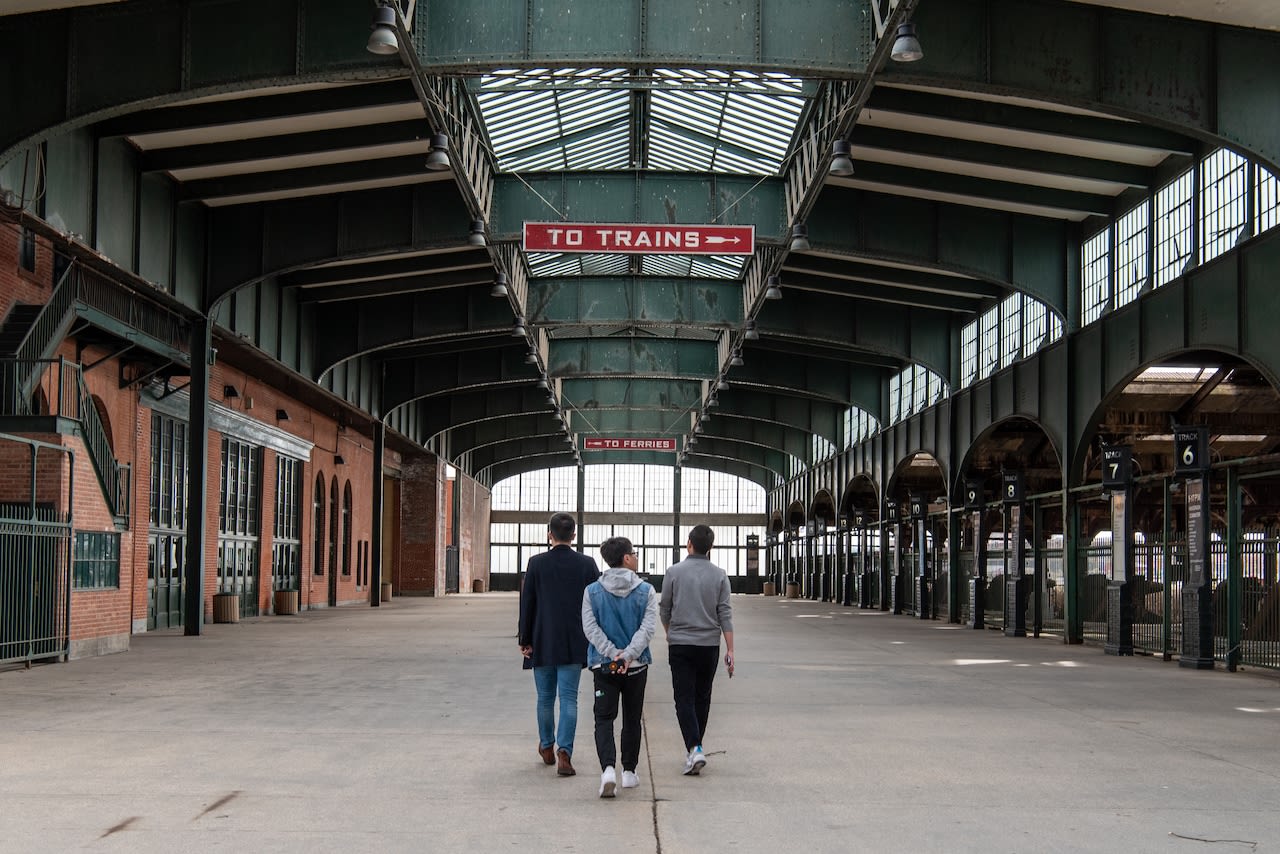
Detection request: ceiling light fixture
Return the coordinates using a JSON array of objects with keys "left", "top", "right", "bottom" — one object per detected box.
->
[
  {"left": 829, "top": 140, "right": 855, "bottom": 177},
  {"left": 511, "top": 316, "right": 527, "bottom": 337},
  {"left": 764, "top": 274, "right": 782, "bottom": 300},
  {"left": 789, "top": 223, "right": 810, "bottom": 253},
  {"left": 491, "top": 272, "right": 510, "bottom": 298},
  {"left": 744, "top": 319, "right": 759, "bottom": 341},
  {"left": 890, "top": 23, "right": 924, "bottom": 62},
  {"left": 730, "top": 350, "right": 744, "bottom": 367},
  {"left": 425, "top": 133, "right": 451, "bottom": 171},
  {"left": 366, "top": 4, "right": 399, "bottom": 55},
  {"left": 468, "top": 218, "right": 487, "bottom": 247}
]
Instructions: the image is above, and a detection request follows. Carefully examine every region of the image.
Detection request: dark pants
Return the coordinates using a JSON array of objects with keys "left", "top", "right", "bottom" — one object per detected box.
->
[
  {"left": 668, "top": 644, "right": 720, "bottom": 751},
  {"left": 593, "top": 666, "right": 648, "bottom": 772}
]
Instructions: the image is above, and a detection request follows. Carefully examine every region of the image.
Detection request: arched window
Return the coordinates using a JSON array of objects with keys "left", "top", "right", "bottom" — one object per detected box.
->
[
  {"left": 342, "top": 481, "right": 353, "bottom": 577},
  {"left": 328, "top": 476, "right": 339, "bottom": 581},
  {"left": 313, "top": 473, "right": 326, "bottom": 576}
]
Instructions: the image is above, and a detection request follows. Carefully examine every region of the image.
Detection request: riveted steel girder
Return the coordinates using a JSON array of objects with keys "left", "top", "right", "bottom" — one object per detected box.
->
[
  {"left": 723, "top": 351, "right": 887, "bottom": 415},
  {"left": 313, "top": 288, "right": 515, "bottom": 375},
  {"left": 568, "top": 409, "right": 685, "bottom": 437},
  {"left": 0, "top": 0, "right": 401, "bottom": 165},
  {"left": 891, "top": 0, "right": 1280, "bottom": 172},
  {"left": 382, "top": 347, "right": 540, "bottom": 412},
  {"left": 710, "top": 393, "right": 841, "bottom": 447},
  {"left": 490, "top": 173, "right": 784, "bottom": 239},
  {"left": 281, "top": 249, "right": 490, "bottom": 288},
  {"left": 466, "top": 436, "right": 579, "bottom": 474},
  {"left": 548, "top": 338, "right": 719, "bottom": 380},
  {"left": 405, "top": 386, "right": 558, "bottom": 442},
  {"left": 561, "top": 378, "right": 702, "bottom": 411},
  {"left": 756, "top": 291, "right": 950, "bottom": 379},
  {"left": 441, "top": 415, "right": 566, "bottom": 460},
  {"left": 805, "top": 187, "right": 1070, "bottom": 318},
  {"left": 207, "top": 183, "right": 475, "bottom": 310},
  {"left": 292, "top": 266, "right": 495, "bottom": 304},
  {"left": 530, "top": 278, "right": 743, "bottom": 328},
  {"left": 415, "top": 0, "right": 874, "bottom": 76},
  {"left": 680, "top": 436, "right": 789, "bottom": 479}
]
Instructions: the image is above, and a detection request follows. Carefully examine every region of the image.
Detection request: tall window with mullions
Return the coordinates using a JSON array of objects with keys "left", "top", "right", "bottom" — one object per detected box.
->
[
  {"left": 273, "top": 456, "right": 302, "bottom": 593},
  {"left": 147, "top": 413, "right": 187, "bottom": 630},
  {"left": 218, "top": 437, "right": 261, "bottom": 617}
]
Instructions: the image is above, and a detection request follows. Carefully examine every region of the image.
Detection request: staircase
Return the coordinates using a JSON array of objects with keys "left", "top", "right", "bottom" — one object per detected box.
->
[{"left": 0, "top": 262, "right": 132, "bottom": 523}]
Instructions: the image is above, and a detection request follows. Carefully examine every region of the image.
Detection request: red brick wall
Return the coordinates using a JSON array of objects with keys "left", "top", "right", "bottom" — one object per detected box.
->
[
  {"left": 399, "top": 454, "right": 442, "bottom": 595},
  {"left": 0, "top": 220, "right": 54, "bottom": 322}
]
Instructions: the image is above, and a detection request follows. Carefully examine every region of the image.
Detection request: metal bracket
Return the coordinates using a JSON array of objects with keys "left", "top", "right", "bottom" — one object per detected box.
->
[{"left": 870, "top": 0, "right": 901, "bottom": 40}]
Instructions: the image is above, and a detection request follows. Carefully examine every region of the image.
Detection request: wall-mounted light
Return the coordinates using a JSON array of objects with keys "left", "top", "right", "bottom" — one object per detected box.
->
[
  {"left": 890, "top": 23, "right": 924, "bottom": 62},
  {"left": 789, "top": 223, "right": 810, "bottom": 253},
  {"left": 223, "top": 384, "right": 239, "bottom": 399},
  {"left": 366, "top": 4, "right": 399, "bottom": 55},
  {"left": 334, "top": 454, "right": 346, "bottom": 466},
  {"left": 491, "top": 271, "right": 510, "bottom": 298},
  {"left": 425, "top": 133, "right": 451, "bottom": 171},
  {"left": 468, "top": 218, "right": 487, "bottom": 247},
  {"left": 276, "top": 409, "right": 290, "bottom": 421},
  {"left": 829, "top": 140, "right": 855, "bottom": 177},
  {"left": 764, "top": 274, "right": 782, "bottom": 300}
]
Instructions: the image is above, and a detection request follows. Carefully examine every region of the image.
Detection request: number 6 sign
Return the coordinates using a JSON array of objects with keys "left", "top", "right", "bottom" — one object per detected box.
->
[{"left": 1173, "top": 427, "right": 1208, "bottom": 475}]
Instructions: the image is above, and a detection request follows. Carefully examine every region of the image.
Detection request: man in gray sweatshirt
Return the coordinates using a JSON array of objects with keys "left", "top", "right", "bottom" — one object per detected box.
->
[{"left": 658, "top": 524, "right": 735, "bottom": 775}]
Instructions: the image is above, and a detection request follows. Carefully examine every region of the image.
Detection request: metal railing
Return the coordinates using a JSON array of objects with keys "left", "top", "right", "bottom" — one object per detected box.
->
[{"left": 0, "top": 358, "right": 129, "bottom": 521}]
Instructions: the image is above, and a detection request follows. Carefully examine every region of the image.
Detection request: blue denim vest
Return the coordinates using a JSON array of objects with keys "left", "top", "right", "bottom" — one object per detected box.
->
[{"left": 586, "top": 581, "right": 653, "bottom": 668}]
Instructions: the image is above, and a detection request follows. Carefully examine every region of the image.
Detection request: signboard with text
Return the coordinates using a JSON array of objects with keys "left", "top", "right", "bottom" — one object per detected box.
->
[
  {"left": 583, "top": 437, "right": 677, "bottom": 451},
  {"left": 524, "top": 222, "right": 754, "bottom": 255}
]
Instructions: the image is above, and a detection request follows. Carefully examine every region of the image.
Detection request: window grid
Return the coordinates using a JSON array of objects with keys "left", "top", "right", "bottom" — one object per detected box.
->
[
  {"left": 1114, "top": 202, "right": 1150, "bottom": 310},
  {"left": 1153, "top": 168, "right": 1195, "bottom": 287},
  {"left": 1259, "top": 165, "right": 1280, "bottom": 233},
  {"left": 273, "top": 457, "right": 302, "bottom": 592},
  {"left": 999, "top": 294, "right": 1021, "bottom": 369},
  {"left": 979, "top": 307, "right": 999, "bottom": 381},
  {"left": 960, "top": 322, "right": 978, "bottom": 388},
  {"left": 1082, "top": 228, "right": 1111, "bottom": 326},
  {"left": 149, "top": 413, "right": 187, "bottom": 531},
  {"left": 1201, "top": 148, "right": 1248, "bottom": 263},
  {"left": 342, "top": 482, "right": 353, "bottom": 577},
  {"left": 219, "top": 438, "right": 259, "bottom": 537},
  {"left": 888, "top": 372, "right": 901, "bottom": 424},
  {"left": 73, "top": 531, "right": 120, "bottom": 589}
]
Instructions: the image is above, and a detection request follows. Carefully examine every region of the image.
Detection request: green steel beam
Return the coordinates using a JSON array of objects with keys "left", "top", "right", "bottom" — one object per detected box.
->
[
  {"left": 313, "top": 288, "right": 515, "bottom": 374},
  {"left": 280, "top": 248, "right": 489, "bottom": 288},
  {"left": 415, "top": 0, "right": 874, "bottom": 76},
  {"left": 292, "top": 267, "right": 494, "bottom": 303},
  {"left": 529, "top": 277, "right": 743, "bottom": 328},
  {"left": 694, "top": 419, "right": 809, "bottom": 461},
  {"left": 569, "top": 409, "right": 684, "bottom": 436},
  {"left": 138, "top": 120, "right": 432, "bottom": 173},
  {"left": 401, "top": 386, "right": 557, "bottom": 442},
  {"left": 679, "top": 436, "right": 790, "bottom": 478},
  {"left": 490, "top": 173, "right": 783, "bottom": 238},
  {"left": 805, "top": 188, "right": 1070, "bottom": 318},
  {"left": 547, "top": 338, "right": 719, "bottom": 379},
  {"left": 846, "top": 126, "right": 1156, "bottom": 189},
  {"left": 207, "top": 183, "right": 474, "bottom": 310},
  {"left": 777, "top": 270, "right": 986, "bottom": 314},
  {"left": 560, "top": 377, "right": 703, "bottom": 411},
  {"left": 890, "top": 0, "right": 1280, "bottom": 172},
  {"left": 755, "top": 290, "right": 950, "bottom": 378},
  {"left": 442, "top": 415, "right": 567, "bottom": 459},
  {"left": 382, "top": 347, "right": 540, "bottom": 411},
  {"left": 0, "top": 0, "right": 401, "bottom": 165},
  {"left": 465, "top": 436, "right": 579, "bottom": 473},
  {"left": 784, "top": 255, "right": 1006, "bottom": 301},
  {"left": 723, "top": 351, "right": 887, "bottom": 415},
  {"left": 178, "top": 158, "right": 455, "bottom": 203}
]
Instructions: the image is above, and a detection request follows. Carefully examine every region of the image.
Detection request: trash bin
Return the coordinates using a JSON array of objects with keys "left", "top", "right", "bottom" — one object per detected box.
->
[
  {"left": 762, "top": 581, "right": 777, "bottom": 596},
  {"left": 213, "top": 592, "right": 240, "bottom": 623},
  {"left": 380, "top": 581, "right": 393, "bottom": 602},
  {"left": 471, "top": 578, "right": 486, "bottom": 593},
  {"left": 273, "top": 590, "right": 299, "bottom": 615},
  {"left": 785, "top": 582, "right": 800, "bottom": 599}
]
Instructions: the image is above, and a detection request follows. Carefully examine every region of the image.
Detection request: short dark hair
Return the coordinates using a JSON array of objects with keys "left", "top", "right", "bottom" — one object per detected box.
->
[
  {"left": 548, "top": 512, "right": 576, "bottom": 543},
  {"left": 600, "top": 536, "right": 633, "bottom": 568},
  {"left": 687, "top": 524, "right": 714, "bottom": 555}
]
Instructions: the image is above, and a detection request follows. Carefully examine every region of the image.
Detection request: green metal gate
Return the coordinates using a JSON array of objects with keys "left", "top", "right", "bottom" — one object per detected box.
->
[{"left": 0, "top": 434, "right": 73, "bottom": 667}]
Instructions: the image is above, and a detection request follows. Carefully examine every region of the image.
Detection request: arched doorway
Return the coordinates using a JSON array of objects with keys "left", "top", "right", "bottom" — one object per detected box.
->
[
  {"left": 839, "top": 475, "right": 879, "bottom": 608},
  {"left": 885, "top": 453, "right": 948, "bottom": 619}
]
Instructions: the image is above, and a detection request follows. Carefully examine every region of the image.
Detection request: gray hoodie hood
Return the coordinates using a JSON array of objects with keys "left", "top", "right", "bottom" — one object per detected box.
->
[{"left": 599, "top": 566, "right": 642, "bottom": 596}]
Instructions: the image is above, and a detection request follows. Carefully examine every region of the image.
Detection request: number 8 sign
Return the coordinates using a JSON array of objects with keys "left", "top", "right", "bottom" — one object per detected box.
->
[{"left": 1001, "top": 471, "right": 1023, "bottom": 505}]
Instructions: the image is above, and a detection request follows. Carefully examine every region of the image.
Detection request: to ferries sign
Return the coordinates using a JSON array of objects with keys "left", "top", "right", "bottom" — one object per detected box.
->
[
  {"left": 524, "top": 222, "right": 754, "bottom": 255},
  {"left": 583, "top": 437, "right": 678, "bottom": 451}
]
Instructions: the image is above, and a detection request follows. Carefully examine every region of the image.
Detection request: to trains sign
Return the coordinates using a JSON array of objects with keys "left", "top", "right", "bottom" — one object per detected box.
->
[{"left": 523, "top": 222, "right": 754, "bottom": 255}]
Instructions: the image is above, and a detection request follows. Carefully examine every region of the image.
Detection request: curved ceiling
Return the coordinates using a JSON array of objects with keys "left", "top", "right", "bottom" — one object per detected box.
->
[{"left": 3, "top": 0, "right": 1277, "bottom": 488}]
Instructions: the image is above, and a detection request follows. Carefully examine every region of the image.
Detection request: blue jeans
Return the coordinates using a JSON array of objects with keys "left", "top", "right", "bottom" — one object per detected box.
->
[{"left": 533, "top": 664, "right": 582, "bottom": 755}]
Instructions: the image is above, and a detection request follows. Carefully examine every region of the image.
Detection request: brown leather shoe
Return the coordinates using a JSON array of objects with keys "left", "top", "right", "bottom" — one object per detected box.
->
[
  {"left": 538, "top": 745, "right": 555, "bottom": 765},
  {"left": 556, "top": 749, "right": 575, "bottom": 777}
]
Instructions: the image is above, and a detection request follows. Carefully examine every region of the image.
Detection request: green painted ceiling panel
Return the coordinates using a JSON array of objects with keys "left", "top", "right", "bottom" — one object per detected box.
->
[
  {"left": 635, "top": 0, "right": 758, "bottom": 64},
  {"left": 989, "top": 0, "right": 1098, "bottom": 100},
  {"left": 561, "top": 378, "right": 702, "bottom": 409},
  {"left": 1215, "top": 28, "right": 1280, "bottom": 172},
  {"left": 936, "top": 206, "right": 1010, "bottom": 284},
  {"left": 72, "top": 5, "right": 183, "bottom": 114},
  {"left": 1101, "top": 12, "right": 1210, "bottom": 133},
  {"left": 1242, "top": 235, "right": 1280, "bottom": 385},
  {"left": 907, "top": 0, "right": 986, "bottom": 82},
  {"left": 528, "top": 0, "right": 642, "bottom": 60},
  {"left": 303, "top": 0, "right": 402, "bottom": 70},
  {"left": 421, "top": 0, "right": 528, "bottom": 65},
  {"left": 190, "top": 0, "right": 296, "bottom": 86},
  {"left": 0, "top": 16, "right": 67, "bottom": 155},
  {"left": 1186, "top": 258, "right": 1241, "bottom": 354},
  {"left": 548, "top": 338, "right": 718, "bottom": 377},
  {"left": 759, "top": 0, "right": 868, "bottom": 71}
]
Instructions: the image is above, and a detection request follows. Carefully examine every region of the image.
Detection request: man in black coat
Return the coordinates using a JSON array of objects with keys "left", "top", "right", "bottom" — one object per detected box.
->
[{"left": 518, "top": 512, "right": 600, "bottom": 777}]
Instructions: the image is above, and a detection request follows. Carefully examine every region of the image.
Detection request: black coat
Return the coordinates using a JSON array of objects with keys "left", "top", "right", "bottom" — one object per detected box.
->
[{"left": 518, "top": 544, "right": 600, "bottom": 668}]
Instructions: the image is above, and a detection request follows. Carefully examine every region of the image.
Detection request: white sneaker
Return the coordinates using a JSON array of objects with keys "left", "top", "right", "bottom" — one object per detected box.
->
[
  {"left": 682, "top": 747, "right": 706, "bottom": 776},
  {"left": 621, "top": 770, "right": 640, "bottom": 788},
  {"left": 599, "top": 766, "right": 617, "bottom": 798}
]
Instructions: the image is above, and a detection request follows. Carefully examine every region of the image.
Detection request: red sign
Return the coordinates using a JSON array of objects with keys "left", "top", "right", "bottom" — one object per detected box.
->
[
  {"left": 524, "top": 222, "right": 754, "bottom": 255},
  {"left": 583, "top": 437, "right": 678, "bottom": 451}
]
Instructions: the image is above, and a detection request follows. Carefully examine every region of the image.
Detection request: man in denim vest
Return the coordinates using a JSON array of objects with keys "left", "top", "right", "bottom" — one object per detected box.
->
[{"left": 581, "top": 536, "right": 657, "bottom": 798}]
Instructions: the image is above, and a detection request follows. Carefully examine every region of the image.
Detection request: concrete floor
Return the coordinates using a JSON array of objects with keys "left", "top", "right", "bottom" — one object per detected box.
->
[{"left": 1, "top": 593, "right": 1278, "bottom": 853}]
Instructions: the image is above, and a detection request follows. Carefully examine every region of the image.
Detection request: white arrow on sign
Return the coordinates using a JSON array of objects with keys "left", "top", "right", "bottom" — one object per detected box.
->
[{"left": 703, "top": 236, "right": 741, "bottom": 245}]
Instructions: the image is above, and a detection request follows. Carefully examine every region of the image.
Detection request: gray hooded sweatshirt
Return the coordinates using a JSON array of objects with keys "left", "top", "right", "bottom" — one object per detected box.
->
[{"left": 581, "top": 567, "right": 658, "bottom": 668}]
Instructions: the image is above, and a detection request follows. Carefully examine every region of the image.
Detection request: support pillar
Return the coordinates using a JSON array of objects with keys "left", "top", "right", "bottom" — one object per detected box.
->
[
  {"left": 370, "top": 421, "right": 384, "bottom": 607},
  {"left": 1003, "top": 472, "right": 1028, "bottom": 638},
  {"left": 1104, "top": 488, "right": 1133, "bottom": 655},
  {"left": 969, "top": 509, "right": 986, "bottom": 630},
  {"left": 1176, "top": 428, "right": 1215, "bottom": 669},
  {"left": 183, "top": 315, "right": 211, "bottom": 635}
]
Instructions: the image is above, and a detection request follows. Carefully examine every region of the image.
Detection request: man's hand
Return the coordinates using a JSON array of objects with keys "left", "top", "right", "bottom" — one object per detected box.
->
[
  {"left": 724, "top": 652, "right": 734, "bottom": 678},
  {"left": 520, "top": 644, "right": 533, "bottom": 658},
  {"left": 613, "top": 654, "right": 630, "bottom": 674}
]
